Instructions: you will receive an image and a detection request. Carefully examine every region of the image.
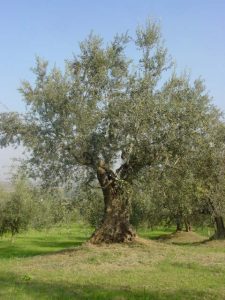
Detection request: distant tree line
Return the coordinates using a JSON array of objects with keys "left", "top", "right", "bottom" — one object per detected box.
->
[{"left": 0, "top": 177, "right": 77, "bottom": 237}]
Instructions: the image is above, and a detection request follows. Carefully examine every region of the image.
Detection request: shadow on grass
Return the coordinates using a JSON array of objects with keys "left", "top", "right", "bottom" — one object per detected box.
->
[
  {"left": 0, "top": 271, "right": 219, "bottom": 300},
  {"left": 0, "top": 236, "right": 90, "bottom": 259},
  {"left": 138, "top": 228, "right": 174, "bottom": 240},
  {"left": 171, "top": 240, "right": 209, "bottom": 246},
  {"left": 31, "top": 236, "right": 87, "bottom": 248},
  {"left": 149, "top": 231, "right": 210, "bottom": 246}
]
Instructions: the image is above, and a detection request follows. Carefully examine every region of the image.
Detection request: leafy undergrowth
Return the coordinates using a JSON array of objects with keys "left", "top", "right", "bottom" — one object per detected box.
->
[{"left": 0, "top": 225, "right": 225, "bottom": 299}]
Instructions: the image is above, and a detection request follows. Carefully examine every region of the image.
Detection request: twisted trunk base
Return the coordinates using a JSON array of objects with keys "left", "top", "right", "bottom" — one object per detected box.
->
[
  {"left": 90, "top": 207, "right": 135, "bottom": 244},
  {"left": 90, "top": 164, "right": 135, "bottom": 244},
  {"left": 184, "top": 218, "right": 192, "bottom": 232},
  {"left": 213, "top": 216, "right": 225, "bottom": 239},
  {"left": 176, "top": 217, "right": 183, "bottom": 232}
]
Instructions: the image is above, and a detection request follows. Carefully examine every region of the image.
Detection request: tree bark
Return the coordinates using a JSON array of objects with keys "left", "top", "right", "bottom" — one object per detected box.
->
[
  {"left": 213, "top": 216, "right": 225, "bottom": 239},
  {"left": 90, "top": 162, "right": 135, "bottom": 244},
  {"left": 184, "top": 218, "right": 192, "bottom": 232},
  {"left": 176, "top": 217, "right": 183, "bottom": 232}
]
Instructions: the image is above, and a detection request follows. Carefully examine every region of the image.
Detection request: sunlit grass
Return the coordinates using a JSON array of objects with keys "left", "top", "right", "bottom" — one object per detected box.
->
[
  {"left": 137, "top": 226, "right": 175, "bottom": 240},
  {"left": 0, "top": 223, "right": 93, "bottom": 259},
  {"left": 0, "top": 223, "right": 225, "bottom": 299}
]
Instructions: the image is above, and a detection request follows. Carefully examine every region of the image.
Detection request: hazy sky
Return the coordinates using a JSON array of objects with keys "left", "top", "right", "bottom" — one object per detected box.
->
[{"left": 0, "top": 0, "right": 225, "bottom": 179}]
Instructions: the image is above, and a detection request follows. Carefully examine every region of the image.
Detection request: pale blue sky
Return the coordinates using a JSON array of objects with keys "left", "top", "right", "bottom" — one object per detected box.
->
[{"left": 0, "top": 0, "right": 225, "bottom": 179}]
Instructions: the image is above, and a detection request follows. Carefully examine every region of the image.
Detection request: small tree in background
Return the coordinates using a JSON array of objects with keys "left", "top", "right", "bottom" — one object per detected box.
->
[
  {"left": 0, "top": 179, "right": 32, "bottom": 237},
  {"left": 194, "top": 123, "right": 225, "bottom": 239}
]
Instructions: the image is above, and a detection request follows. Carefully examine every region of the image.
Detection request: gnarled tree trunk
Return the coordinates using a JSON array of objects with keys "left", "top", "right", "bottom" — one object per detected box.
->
[
  {"left": 184, "top": 218, "right": 192, "bottom": 232},
  {"left": 213, "top": 216, "right": 225, "bottom": 239},
  {"left": 208, "top": 199, "right": 225, "bottom": 239},
  {"left": 176, "top": 216, "right": 183, "bottom": 232},
  {"left": 90, "top": 162, "right": 135, "bottom": 244}
]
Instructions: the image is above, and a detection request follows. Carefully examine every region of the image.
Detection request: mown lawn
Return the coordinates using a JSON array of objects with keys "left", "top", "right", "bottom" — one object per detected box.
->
[
  {"left": 0, "top": 224, "right": 225, "bottom": 300},
  {"left": 0, "top": 223, "right": 93, "bottom": 259}
]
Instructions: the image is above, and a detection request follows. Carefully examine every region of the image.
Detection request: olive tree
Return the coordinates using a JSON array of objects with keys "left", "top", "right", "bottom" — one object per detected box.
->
[
  {"left": 194, "top": 123, "right": 225, "bottom": 239},
  {"left": 0, "top": 20, "right": 223, "bottom": 242},
  {"left": 0, "top": 179, "right": 32, "bottom": 237},
  {"left": 0, "top": 21, "right": 169, "bottom": 243},
  {"left": 128, "top": 74, "right": 223, "bottom": 234}
]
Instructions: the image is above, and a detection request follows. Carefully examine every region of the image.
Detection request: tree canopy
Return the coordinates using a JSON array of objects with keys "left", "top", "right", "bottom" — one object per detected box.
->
[{"left": 1, "top": 20, "right": 225, "bottom": 241}]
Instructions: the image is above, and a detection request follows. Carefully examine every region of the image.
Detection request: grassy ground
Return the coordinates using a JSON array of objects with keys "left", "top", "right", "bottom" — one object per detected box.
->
[{"left": 0, "top": 224, "right": 225, "bottom": 300}]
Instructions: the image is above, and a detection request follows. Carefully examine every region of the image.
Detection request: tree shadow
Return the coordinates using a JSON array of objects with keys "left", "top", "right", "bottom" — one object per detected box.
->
[
  {"left": 151, "top": 231, "right": 211, "bottom": 247},
  {"left": 138, "top": 228, "right": 174, "bottom": 240},
  {"left": 0, "top": 236, "right": 90, "bottom": 259},
  {"left": 171, "top": 240, "right": 209, "bottom": 246},
  {"left": 0, "top": 271, "right": 219, "bottom": 300},
  {"left": 31, "top": 236, "right": 87, "bottom": 248}
]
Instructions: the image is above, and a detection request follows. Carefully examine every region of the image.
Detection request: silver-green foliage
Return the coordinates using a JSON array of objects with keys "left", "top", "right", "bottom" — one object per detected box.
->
[
  {"left": 0, "top": 180, "right": 32, "bottom": 236},
  {"left": 0, "top": 178, "right": 77, "bottom": 236},
  {"left": 0, "top": 19, "right": 224, "bottom": 229}
]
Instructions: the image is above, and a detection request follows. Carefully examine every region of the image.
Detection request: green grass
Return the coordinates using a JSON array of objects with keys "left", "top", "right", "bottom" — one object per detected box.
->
[
  {"left": 137, "top": 226, "right": 175, "bottom": 240},
  {"left": 0, "top": 224, "right": 225, "bottom": 299},
  {"left": 194, "top": 226, "right": 215, "bottom": 238},
  {"left": 137, "top": 226, "right": 214, "bottom": 240},
  {"left": 0, "top": 223, "right": 93, "bottom": 259}
]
